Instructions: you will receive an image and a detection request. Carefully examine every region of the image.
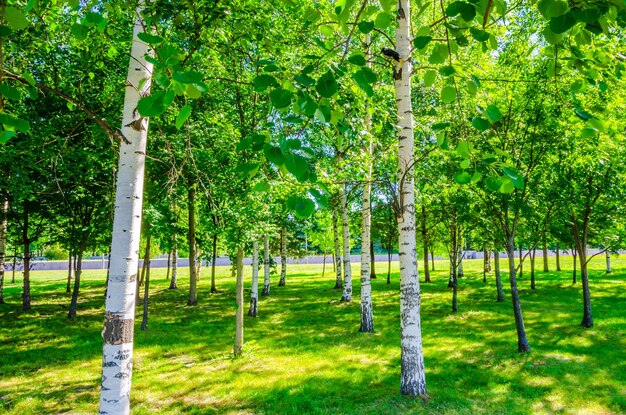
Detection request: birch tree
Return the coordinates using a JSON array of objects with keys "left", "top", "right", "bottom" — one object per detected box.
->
[{"left": 248, "top": 240, "right": 259, "bottom": 317}]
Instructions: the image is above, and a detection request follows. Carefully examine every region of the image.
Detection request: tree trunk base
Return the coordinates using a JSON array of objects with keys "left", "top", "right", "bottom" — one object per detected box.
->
[
  {"left": 168, "top": 284, "right": 177, "bottom": 290},
  {"left": 581, "top": 318, "right": 593, "bottom": 328},
  {"left": 211, "top": 287, "right": 217, "bottom": 293},
  {"left": 187, "top": 299, "right": 197, "bottom": 306},
  {"left": 261, "top": 286, "right": 270, "bottom": 296},
  {"left": 278, "top": 281, "right": 285, "bottom": 287},
  {"left": 334, "top": 282, "right": 343, "bottom": 289},
  {"left": 340, "top": 295, "right": 351, "bottom": 302},
  {"left": 518, "top": 343, "right": 531, "bottom": 353}
]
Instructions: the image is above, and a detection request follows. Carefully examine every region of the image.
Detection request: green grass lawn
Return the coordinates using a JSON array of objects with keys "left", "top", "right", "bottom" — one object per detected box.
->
[{"left": 1, "top": 255, "right": 625, "bottom": 414}]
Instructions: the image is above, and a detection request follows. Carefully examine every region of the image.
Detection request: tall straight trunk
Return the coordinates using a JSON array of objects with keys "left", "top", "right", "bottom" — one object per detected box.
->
[
  {"left": 165, "top": 251, "right": 171, "bottom": 280},
  {"left": 542, "top": 234, "right": 549, "bottom": 272},
  {"left": 494, "top": 245, "right": 504, "bottom": 302},
  {"left": 530, "top": 248, "right": 536, "bottom": 290},
  {"left": 66, "top": 249, "right": 73, "bottom": 293},
  {"left": 248, "top": 241, "right": 259, "bottom": 317},
  {"left": 572, "top": 221, "right": 593, "bottom": 327},
  {"left": 12, "top": 250, "right": 16, "bottom": 283},
  {"left": 68, "top": 235, "right": 88, "bottom": 319},
  {"left": 370, "top": 241, "right": 377, "bottom": 279},
  {"left": 99, "top": 7, "right": 153, "bottom": 413},
  {"left": 451, "top": 262, "right": 458, "bottom": 313},
  {"left": 421, "top": 205, "right": 430, "bottom": 283},
  {"left": 279, "top": 227, "right": 286, "bottom": 286},
  {"left": 395, "top": 0, "right": 426, "bottom": 396},
  {"left": 340, "top": 185, "right": 352, "bottom": 302},
  {"left": 187, "top": 181, "right": 198, "bottom": 305},
  {"left": 518, "top": 245, "right": 523, "bottom": 278},
  {"left": 0, "top": 195, "right": 6, "bottom": 304},
  {"left": 572, "top": 248, "right": 577, "bottom": 284},
  {"left": 322, "top": 251, "right": 327, "bottom": 277},
  {"left": 234, "top": 246, "right": 244, "bottom": 356},
  {"left": 359, "top": 110, "right": 374, "bottom": 331},
  {"left": 505, "top": 238, "right": 531, "bottom": 352},
  {"left": 262, "top": 234, "right": 270, "bottom": 296},
  {"left": 556, "top": 242, "right": 561, "bottom": 271},
  {"left": 22, "top": 203, "right": 30, "bottom": 311},
  {"left": 141, "top": 233, "right": 151, "bottom": 331},
  {"left": 211, "top": 234, "right": 218, "bottom": 293},
  {"left": 196, "top": 250, "right": 202, "bottom": 282},
  {"left": 605, "top": 250, "right": 612, "bottom": 274},
  {"left": 387, "top": 244, "right": 392, "bottom": 284},
  {"left": 430, "top": 249, "right": 435, "bottom": 271},
  {"left": 169, "top": 236, "right": 178, "bottom": 289},
  {"left": 457, "top": 254, "right": 464, "bottom": 278},
  {"left": 332, "top": 204, "right": 343, "bottom": 289}
]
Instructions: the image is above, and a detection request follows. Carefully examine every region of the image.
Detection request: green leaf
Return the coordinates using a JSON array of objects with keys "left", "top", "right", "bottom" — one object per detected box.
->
[
  {"left": 502, "top": 166, "right": 524, "bottom": 189},
  {"left": 253, "top": 182, "right": 271, "bottom": 192},
  {"left": 439, "top": 65, "right": 456, "bottom": 77},
  {"left": 270, "top": 88, "right": 294, "bottom": 109},
  {"left": 172, "top": 71, "right": 204, "bottom": 84},
  {"left": 175, "top": 105, "right": 192, "bottom": 129},
  {"left": 500, "top": 178, "right": 515, "bottom": 194},
  {"left": 538, "top": 0, "right": 569, "bottom": 18},
  {"left": 5, "top": 7, "right": 29, "bottom": 30},
  {"left": 294, "top": 197, "right": 315, "bottom": 219},
  {"left": 469, "top": 27, "right": 489, "bottom": 42},
  {"left": 550, "top": 12, "right": 576, "bottom": 34},
  {"left": 471, "top": 171, "right": 482, "bottom": 183},
  {"left": 413, "top": 36, "right": 432, "bottom": 50},
  {"left": 374, "top": 12, "right": 392, "bottom": 29},
  {"left": 471, "top": 117, "right": 490, "bottom": 131},
  {"left": 71, "top": 23, "right": 89, "bottom": 40},
  {"left": 0, "top": 130, "right": 16, "bottom": 144},
  {"left": 263, "top": 144, "right": 285, "bottom": 165},
  {"left": 316, "top": 72, "right": 338, "bottom": 98},
  {"left": 424, "top": 70, "right": 437, "bottom": 87},
  {"left": 456, "top": 141, "right": 470, "bottom": 158},
  {"left": 348, "top": 54, "right": 366, "bottom": 66},
  {"left": 0, "top": 113, "right": 30, "bottom": 132},
  {"left": 432, "top": 122, "right": 450, "bottom": 131},
  {"left": 309, "top": 188, "right": 327, "bottom": 208},
  {"left": 485, "top": 176, "right": 501, "bottom": 192},
  {"left": 295, "top": 74, "right": 316, "bottom": 87},
  {"left": 357, "top": 21, "right": 374, "bottom": 34},
  {"left": 441, "top": 86, "right": 456, "bottom": 103},
  {"left": 137, "top": 32, "right": 165, "bottom": 45},
  {"left": 485, "top": 104, "right": 502, "bottom": 122},
  {"left": 285, "top": 153, "right": 309, "bottom": 181},
  {"left": 460, "top": 158, "right": 471, "bottom": 169},
  {"left": 446, "top": 1, "right": 466, "bottom": 16},
  {"left": 253, "top": 74, "right": 277, "bottom": 92},
  {"left": 137, "top": 91, "right": 169, "bottom": 117},
  {"left": 0, "top": 84, "right": 21, "bottom": 101},
  {"left": 429, "top": 44, "right": 449, "bottom": 64},
  {"left": 454, "top": 171, "right": 472, "bottom": 184},
  {"left": 22, "top": 72, "right": 36, "bottom": 87}
]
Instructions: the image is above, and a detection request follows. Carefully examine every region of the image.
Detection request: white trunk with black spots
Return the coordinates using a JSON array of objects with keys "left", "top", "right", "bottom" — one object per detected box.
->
[
  {"left": 169, "top": 238, "right": 178, "bottom": 289},
  {"left": 340, "top": 185, "right": 352, "bottom": 302},
  {"left": 262, "top": 234, "right": 270, "bottom": 296},
  {"left": 332, "top": 203, "right": 343, "bottom": 289},
  {"left": 395, "top": 0, "right": 426, "bottom": 397},
  {"left": 279, "top": 228, "right": 286, "bottom": 286},
  {"left": 248, "top": 241, "right": 259, "bottom": 317},
  {"left": 99, "top": 6, "right": 153, "bottom": 413},
  {"left": 359, "top": 109, "right": 374, "bottom": 332},
  {"left": 234, "top": 246, "right": 244, "bottom": 355}
]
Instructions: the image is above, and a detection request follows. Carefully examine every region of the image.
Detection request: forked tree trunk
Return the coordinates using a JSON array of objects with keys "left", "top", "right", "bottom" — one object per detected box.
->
[
  {"left": 22, "top": 203, "right": 30, "bottom": 311},
  {"left": 234, "top": 246, "right": 244, "bottom": 356},
  {"left": 332, "top": 204, "right": 342, "bottom": 289},
  {"left": 555, "top": 242, "right": 561, "bottom": 271},
  {"left": 0, "top": 195, "right": 7, "bottom": 304},
  {"left": 262, "top": 234, "right": 270, "bottom": 296},
  {"left": 505, "top": 237, "right": 531, "bottom": 352},
  {"left": 359, "top": 108, "right": 374, "bottom": 332},
  {"left": 68, "top": 234, "right": 88, "bottom": 319},
  {"left": 169, "top": 236, "right": 178, "bottom": 289},
  {"left": 421, "top": 205, "right": 430, "bottom": 283},
  {"left": 395, "top": 0, "right": 426, "bottom": 396},
  {"left": 99, "top": 7, "right": 153, "bottom": 413},
  {"left": 605, "top": 250, "right": 612, "bottom": 274},
  {"left": 248, "top": 241, "right": 259, "bottom": 317},
  {"left": 278, "top": 227, "right": 286, "bottom": 286},
  {"left": 187, "top": 181, "right": 198, "bottom": 305},
  {"left": 494, "top": 245, "right": 504, "bottom": 302},
  {"left": 340, "top": 185, "right": 352, "bottom": 302},
  {"left": 211, "top": 234, "right": 218, "bottom": 293},
  {"left": 141, "top": 233, "right": 151, "bottom": 331}
]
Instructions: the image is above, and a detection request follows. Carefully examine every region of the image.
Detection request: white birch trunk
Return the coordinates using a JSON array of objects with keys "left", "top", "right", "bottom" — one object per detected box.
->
[
  {"left": 340, "top": 185, "right": 352, "bottom": 302},
  {"left": 279, "top": 227, "right": 286, "bottom": 286},
  {"left": 395, "top": 0, "right": 426, "bottom": 396},
  {"left": 359, "top": 99, "right": 374, "bottom": 332},
  {"left": 99, "top": 6, "right": 153, "bottom": 413},
  {"left": 169, "top": 237, "right": 178, "bottom": 289},
  {"left": 248, "top": 241, "right": 259, "bottom": 317},
  {"left": 0, "top": 195, "right": 7, "bottom": 304},
  {"left": 605, "top": 250, "right": 612, "bottom": 273},
  {"left": 332, "top": 202, "right": 343, "bottom": 289},
  {"left": 234, "top": 246, "right": 244, "bottom": 356},
  {"left": 262, "top": 234, "right": 270, "bottom": 296}
]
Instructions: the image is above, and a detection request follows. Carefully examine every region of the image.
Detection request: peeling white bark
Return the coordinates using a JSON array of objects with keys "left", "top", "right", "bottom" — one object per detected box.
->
[
  {"left": 340, "top": 185, "right": 352, "bottom": 302},
  {"left": 99, "top": 5, "right": 153, "bottom": 414},
  {"left": 395, "top": 0, "right": 426, "bottom": 397},
  {"left": 359, "top": 105, "right": 373, "bottom": 332}
]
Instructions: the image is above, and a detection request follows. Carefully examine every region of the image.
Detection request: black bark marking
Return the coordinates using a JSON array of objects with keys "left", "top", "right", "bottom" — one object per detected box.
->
[{"left": 102, "top": 313, "right": 134, "bottom": 345}]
